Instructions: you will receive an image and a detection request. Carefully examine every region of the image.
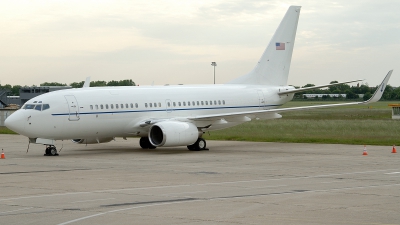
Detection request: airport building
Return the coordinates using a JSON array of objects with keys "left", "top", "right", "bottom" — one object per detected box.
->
[{"left": 1, "top": 86, "right": 72, "bottom": 108}]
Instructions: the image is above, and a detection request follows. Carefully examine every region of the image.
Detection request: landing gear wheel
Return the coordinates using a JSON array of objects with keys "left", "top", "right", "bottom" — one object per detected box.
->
[
  {"left": 50, "top": 146, "right": 58, "bottom": 156},
  {"left": 197, "top": 138, "right": 206, "bottom": 150},
  {"left": 188, "top": 138, "right": 208, "bottom": 151},
  {"left": 44, "top": 145, "right": 59, "bottom": 156},
  {"left": 140, "top": 137, "right": 157, "bottom": 149}
]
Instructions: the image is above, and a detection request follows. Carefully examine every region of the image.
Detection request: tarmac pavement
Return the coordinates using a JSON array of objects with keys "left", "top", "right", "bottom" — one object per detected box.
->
[{"left": 0, "top": 134, "right": 399, "bottom": 225}]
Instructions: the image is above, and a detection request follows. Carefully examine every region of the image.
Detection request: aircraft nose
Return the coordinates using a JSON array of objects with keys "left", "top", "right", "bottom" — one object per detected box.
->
[{"left": 5, "top": 110, "right": 26, "bottom": 134}]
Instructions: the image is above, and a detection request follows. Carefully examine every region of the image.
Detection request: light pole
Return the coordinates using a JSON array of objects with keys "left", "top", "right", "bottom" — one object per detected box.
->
[{"left": 211, "top": 62, "right": 217, "bottom": 84}]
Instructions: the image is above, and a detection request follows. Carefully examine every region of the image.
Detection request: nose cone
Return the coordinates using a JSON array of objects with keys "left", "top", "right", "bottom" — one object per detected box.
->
[{"left": 5, "top": 110, "right": 26, "bottom": 135}]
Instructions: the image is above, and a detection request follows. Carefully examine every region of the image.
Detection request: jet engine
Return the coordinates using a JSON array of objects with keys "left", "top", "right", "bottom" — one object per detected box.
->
[
  {"left": 72, "top": 137, "right": 114, "bottom": 144},
  {"left": 149, "top": 121, "right": 199, "bottom": 147}
]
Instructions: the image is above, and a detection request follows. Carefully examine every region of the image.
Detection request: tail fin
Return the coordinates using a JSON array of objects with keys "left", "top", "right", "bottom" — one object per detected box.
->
[{"left": 228, "top": 6, "right": 301, "bottom": 86}]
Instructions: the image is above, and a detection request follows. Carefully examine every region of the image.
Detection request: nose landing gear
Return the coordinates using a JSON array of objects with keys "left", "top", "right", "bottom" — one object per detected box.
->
[{"left": 44, "top": 145, "right": 59, "bottom": 156}]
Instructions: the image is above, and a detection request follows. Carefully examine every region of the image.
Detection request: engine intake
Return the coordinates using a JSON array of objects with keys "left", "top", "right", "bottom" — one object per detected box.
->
[{"left": 149, "top": 121, "right": 198, "bottom": 147}]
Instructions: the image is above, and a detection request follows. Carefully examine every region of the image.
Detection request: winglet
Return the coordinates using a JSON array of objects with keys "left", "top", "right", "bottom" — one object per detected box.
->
[
  {"left": 363, "top": 70, "right": 393, "bottom": 104},
  {"left": 83, "top": 77, "right": 91, "bottom": 88}
]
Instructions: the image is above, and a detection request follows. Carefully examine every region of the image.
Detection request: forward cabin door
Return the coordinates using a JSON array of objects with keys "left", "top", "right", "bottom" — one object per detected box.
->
[
  {"left": 257, "top": 90, "right": 265, "bottom": 109},
  {"left": 65, "top": 95, "right": 80, "bottom": 121}
]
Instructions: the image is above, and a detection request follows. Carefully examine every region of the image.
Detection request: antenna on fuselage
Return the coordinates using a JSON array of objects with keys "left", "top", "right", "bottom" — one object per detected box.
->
[{"left": 83, "top": 77, "right": 91, "bottom": 88}]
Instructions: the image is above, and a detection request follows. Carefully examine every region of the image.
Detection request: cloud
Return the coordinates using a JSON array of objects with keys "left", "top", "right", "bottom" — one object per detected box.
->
[{"left": 0, "top": 0, "right": 399, "bottom": 86}]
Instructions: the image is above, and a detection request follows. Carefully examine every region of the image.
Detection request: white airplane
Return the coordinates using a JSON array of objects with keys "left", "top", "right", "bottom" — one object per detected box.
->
[{"left": 5, "top": 6, "right": 393, "bottom": 156}]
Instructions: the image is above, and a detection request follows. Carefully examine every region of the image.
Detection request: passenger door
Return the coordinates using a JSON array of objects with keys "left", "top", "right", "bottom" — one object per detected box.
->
[{"left": 64, "top": 95, "right": 80, "bottom": 121}]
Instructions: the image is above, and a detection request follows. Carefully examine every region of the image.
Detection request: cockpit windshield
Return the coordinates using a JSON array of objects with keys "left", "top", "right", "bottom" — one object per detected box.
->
[{"left": 23, "top": 104, "right": 50, "bottom": 111}]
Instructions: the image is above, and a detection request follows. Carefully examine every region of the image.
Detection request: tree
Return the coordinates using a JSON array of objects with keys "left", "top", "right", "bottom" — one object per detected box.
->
[
  {"left": 70, "top": 81, "right": 84, "bottom": 88},
  {"left": 90, "top": 81, "right": 107, "bottom": 87},
  {"left": 363, "top": 92, "right": 372, "bottom": 101},
  {"left": 11, "top": 85, "right": 21, "bottom": 96}
]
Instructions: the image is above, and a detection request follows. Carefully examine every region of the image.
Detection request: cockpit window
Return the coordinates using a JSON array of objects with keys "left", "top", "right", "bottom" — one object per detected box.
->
[
  {"left": 23, "top": 104, "right": 35, "bottom": 109},
  {"left": 34, "top": 105, "right": 42, "bottom": 111},
  {"left": 23, "top": 104, "right": 50, "bottom": 111},
  {"left": 42, "top": 104, "right": 50, "bottom": 111}
]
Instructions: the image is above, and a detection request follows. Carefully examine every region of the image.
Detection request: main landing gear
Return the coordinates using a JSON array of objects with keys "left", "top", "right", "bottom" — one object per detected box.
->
[
  {"left": 44, "top": 145, "right": 59, "bottom": 156},
  {"left": 187, "top": 138, "right": 208, "bottom": 151},
  {"left": 139, "top": 137, "right": 157, "bottom": 149}
]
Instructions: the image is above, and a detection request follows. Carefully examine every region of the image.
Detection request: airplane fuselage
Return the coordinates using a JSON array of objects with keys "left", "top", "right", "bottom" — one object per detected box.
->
[{"left": 8, "top": 84, "right": 294, "bottom": 140}]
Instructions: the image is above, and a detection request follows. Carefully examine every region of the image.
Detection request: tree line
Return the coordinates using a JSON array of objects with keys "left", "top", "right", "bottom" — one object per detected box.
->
[
  {"left": 1, "top": 80, "right": 399, "bottom": 101},
  {"left": 1, "top": 79, "right": 136, "bottom": 96}
]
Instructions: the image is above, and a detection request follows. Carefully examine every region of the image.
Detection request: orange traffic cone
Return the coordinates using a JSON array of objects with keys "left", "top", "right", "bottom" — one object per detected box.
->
[
  {"left": 363, "top": 145, "right": 368, "bottom": 156},
  {"left": 1, "top": 149, "right": 5, "bottom": 159},
  {"left": 392, "top": 145, "right": 397, "bottom": 153}
]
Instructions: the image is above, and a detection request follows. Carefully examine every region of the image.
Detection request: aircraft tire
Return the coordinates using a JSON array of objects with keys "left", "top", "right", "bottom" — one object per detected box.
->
[
  {"left": 139, "top": 137, "right": 150, "bottom": 149},
  {"left": 50, "top": 146, "right": 58, "bottom": 156},
  {"left": 45, "top": 146, "right": 51, "bottom": 155},
  {"left": 188, "top": 138, "right": 206, "bottom": 151},
  {"left": 197, "top": 138, "right": 206, "bottom": 150}
]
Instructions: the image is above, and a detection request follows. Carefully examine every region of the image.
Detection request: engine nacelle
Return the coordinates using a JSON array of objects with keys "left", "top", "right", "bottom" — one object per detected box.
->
[
  {"left": 149, "top": 121, "right": 199, "bottom": 147},
  {"left": 72, "top": 137, "right": 114, "bottom": 144}
]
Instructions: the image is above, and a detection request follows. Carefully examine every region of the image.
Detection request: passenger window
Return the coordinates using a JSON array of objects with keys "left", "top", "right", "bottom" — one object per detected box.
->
[
  {"left": 158, "top": 103, "right": 161, "bottom": 107},
  {"left": 197, "top": 101, "right": 199, "bottom": 106},
  {"left": 149, "top": 103, "right": 152, "bottom": 107},
  {"left": 34, "top": 104, "right": 42, "bottom": 111},
  {"left": 168, "top": 102, "right": 170, "bottom": 107},
  {"left": 201, "top": 101, "right": 204, "bottom": 105},
  {"left": 111, "top": 104, "right": 114, "bottom": 109},
  {"left": 188, "top": 102, "right": 190, "bottom": 106},
  {"left": 130, "top": 103, "right": 133, "bottom": 108},
  {"left": 173, "top": 102, "right": 176, "bottom": 107},
  {"left": 223, "top": 100, "right": 225, "bottom": 105},
  {"left": 218, "top": 100, "right": 221, "bottom": 105},
  {"left": 178, "top": 102, "right": 181, "bottom": 106},
  {"left": 42, "top": 104, "right": 50, "bottom": 110},
  {"left": 135, "top": 103, "right": 138, "bottom": 108},
  {"left": 90, "top": 105, "right": 93, "bottom": 110},
  {"left": 95, "top": 105, "right": 98, "bottom": 110},
  {"left": 106, "top": 104, "right": 109, "bottom": 109},
  {"left": 116, "top": 104, "right": 119, "bottom": 109},
  {"left": 121, "top": 104, "right": 124, "bottom": 109},
  {"left": 100, "top": 104, "right": 104, "bottom": 109},
  {"left": 210, "top": 101, "right": 212, "bottom": 105},
  {"left": 145, "top": 103, "right": 148, "bottom": 108},
  {"left": 183, "top": 102, "right": 186, "bottom": 106},
  {"left": 214, "top": 100, "right": 217, "bottom": 105},
  {"left": 205, "top": 101, "right": 208, "bottom": 105},
  {"left": 126, "top": 104, "right": 128, "bottom": 108}
]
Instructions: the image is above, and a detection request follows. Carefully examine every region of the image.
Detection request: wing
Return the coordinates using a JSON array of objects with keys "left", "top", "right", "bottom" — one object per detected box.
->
[
  {"left": 278, "top": 79, "right": 364, "bottom": 95},
  {"left": 189, "top": 70, "right": 393, "bottom": 122}
]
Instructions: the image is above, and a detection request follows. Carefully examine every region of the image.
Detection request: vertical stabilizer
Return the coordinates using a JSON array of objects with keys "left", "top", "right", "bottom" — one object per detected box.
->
[{"left": 228, "top": 6, "right": 301, "bottom": 86}]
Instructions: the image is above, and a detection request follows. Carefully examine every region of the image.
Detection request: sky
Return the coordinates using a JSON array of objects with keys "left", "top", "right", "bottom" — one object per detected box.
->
[{"left": 0, "top": 0, "right": 399, "bottom": 87}]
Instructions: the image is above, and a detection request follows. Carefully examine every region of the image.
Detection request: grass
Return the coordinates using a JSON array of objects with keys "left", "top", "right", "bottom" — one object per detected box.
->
[
  {"left": 207, "top": 101, "right": 400, "bottom": 146},
  {"left": 0, "top": 127, "right": 17, "bottom": 134}
]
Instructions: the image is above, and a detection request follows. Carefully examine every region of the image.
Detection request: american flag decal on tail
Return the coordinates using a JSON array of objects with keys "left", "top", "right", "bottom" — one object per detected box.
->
[{"left": 276, "top": 42, "right": 285, "bottom": 50}]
